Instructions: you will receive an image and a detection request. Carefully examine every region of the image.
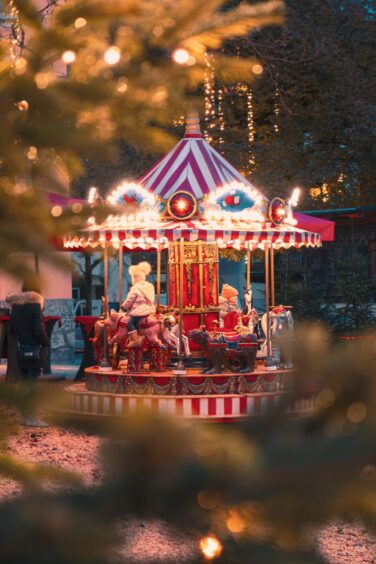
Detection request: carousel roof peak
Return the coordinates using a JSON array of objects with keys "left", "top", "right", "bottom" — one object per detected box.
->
[
  {"left": 138, "top": 109, "right": 265, "bottom": 201},
  {"left": 184, "top": 109, "right": 202, "bottom": 138}
]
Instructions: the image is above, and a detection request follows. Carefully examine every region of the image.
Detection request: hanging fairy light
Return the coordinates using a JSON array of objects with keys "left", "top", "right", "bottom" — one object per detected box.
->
[
  {"left": 8, "top": 0, "right": 22, "bottom": 62},
  {"left": 247, "top": 86, "right": 256, "bottom": 174},
  {"left": 217, "top": 86, "right": 225, "bottom": 149},
  {"left": 204, "top": 52, "right": 216, "bottom": 142},
  {"left": 273, "top": 86, "right": 280, "bottom": 133}
]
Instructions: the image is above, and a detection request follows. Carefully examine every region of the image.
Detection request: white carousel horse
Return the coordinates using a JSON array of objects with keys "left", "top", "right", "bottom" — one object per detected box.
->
[
  {"left": 162, "top": 314, "right": 191, "bottom": 357},
  {"left": 243, "top": 286, "right": 253, "bottom": 316},
  {"left": 243, "top": 286, "right": 259, "bottom": 333},
  {"left": 259, "top": 308, "right": 294, "bottom": 367}
]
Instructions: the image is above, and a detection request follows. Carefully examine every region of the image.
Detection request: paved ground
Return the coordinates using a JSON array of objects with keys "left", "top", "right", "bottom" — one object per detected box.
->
[
  {"left": 0, "top": 360, "right": 78, "bottom": 380},
  {"left": 0, "top": 364, "right": 375, "bottom": 563},
  {"left": 0, "top": 416, "right": 374, "bottom": 563}
]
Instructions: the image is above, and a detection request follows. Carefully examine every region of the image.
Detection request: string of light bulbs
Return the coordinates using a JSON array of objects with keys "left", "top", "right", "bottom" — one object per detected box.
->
[
  {"left": 204, "top": 52, "right": 216, "bottom": 143},
  {"left": 7, "top": 0, "right": 22, "bottom": 62},
  {"left": 247, "top": 86, "right": 256, "bottom": 174}
]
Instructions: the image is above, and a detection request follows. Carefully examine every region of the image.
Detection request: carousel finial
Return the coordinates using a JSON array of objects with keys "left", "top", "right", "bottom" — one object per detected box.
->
[{"left": 185, "top": 109, "right": 202, "bottom": 137}]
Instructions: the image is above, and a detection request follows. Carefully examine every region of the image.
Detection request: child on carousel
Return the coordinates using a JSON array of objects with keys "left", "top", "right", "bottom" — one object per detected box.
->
[{"left": 121, "top": 261, "right": 156, "bottom": 348}]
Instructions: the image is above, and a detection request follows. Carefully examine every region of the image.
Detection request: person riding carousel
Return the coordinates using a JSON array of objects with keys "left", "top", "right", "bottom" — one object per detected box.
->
[{"left": 122, "top": 261, "right": 156, "bottom": 348}]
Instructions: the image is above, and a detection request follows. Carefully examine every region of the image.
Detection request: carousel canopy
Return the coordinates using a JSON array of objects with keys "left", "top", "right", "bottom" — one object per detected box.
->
[
  {"left": 63, "top": 112, "right": 331, "bottom": 252},
  {"left": 138, "top": 112, "right": 265, "bottom": 201}
]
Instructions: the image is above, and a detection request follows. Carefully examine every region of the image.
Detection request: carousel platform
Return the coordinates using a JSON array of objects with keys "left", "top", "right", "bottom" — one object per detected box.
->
[{"left": 55, "top": 366, "right": 315, "bottom": 422}]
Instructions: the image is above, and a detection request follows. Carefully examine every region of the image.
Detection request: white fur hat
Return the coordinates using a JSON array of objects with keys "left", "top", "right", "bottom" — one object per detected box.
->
[{"left": 129, "top": 261, "right": 152, "bottom": 280}]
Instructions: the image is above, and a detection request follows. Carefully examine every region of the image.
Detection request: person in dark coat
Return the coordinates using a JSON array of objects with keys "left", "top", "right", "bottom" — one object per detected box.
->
[{"left": 6, "top": 280, "right": 50, "bottom": 426}]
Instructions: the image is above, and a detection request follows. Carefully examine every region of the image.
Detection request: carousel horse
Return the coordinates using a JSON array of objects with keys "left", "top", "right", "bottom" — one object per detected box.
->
[
  {"left": 243, "top": 286, "right": 259, "bottom": 333},
  {"left": 260, "top": 306, "right": 294, "bottom": 367},
  {"left": 162, "top": 313, "right": 191, "bottom": 357},
  {"left": 109, "top": 312, "right": 165, "bottom": 349},
  {"left": 189, "top": 327, "right": 258, "bottom": 374},
  {"left": 91, "top": 309, "right": 122, "bottom": 367}
]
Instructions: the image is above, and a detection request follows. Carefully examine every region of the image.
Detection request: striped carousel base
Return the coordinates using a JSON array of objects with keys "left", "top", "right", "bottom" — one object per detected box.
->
[
  {"left": 64, "top": 384, "right": 289, "bottom": 421},
  {"left": 58, "top": 366, "right": 314, "bottom": 422}
]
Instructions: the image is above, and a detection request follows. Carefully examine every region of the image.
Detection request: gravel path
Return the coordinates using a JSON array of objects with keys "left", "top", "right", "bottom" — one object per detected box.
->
[{"left": 0, "top": 421, "right": 374, "bottom": 563}]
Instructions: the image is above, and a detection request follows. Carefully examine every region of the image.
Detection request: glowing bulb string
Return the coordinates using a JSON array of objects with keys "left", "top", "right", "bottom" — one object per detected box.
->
[
  {"left": 204, "top": 52, "right": 216, "bottom": 143},
  {"left": 273, "top": 86, "right": 280, "bottom": 133},
  {"left": 246, "top": 85, "right": 256, "bottom": 175},
  {"left": 217, "top": 86, "right": 225, "bottom": 150},
  {"left": 7, "top": 0, "right": 22, "bottom": 62}
]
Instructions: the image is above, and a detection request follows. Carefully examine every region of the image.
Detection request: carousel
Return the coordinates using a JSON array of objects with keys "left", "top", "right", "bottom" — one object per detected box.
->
[{"left": 62, "top": 112, "right": 325, "bottom": 421}]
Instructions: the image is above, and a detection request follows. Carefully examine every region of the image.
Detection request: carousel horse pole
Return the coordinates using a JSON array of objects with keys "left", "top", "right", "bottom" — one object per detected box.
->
[
  {"left": 176, "top": 238, "right": 185, "bottom": 372},
  {"left": 270, "top": 242, "right": 275, "bottom": 308},
  {"left": 246, "top": 243, "right": 251, "bottom": 289},
  {"left": 118, "top": 244, "right": 123, "bottom": 305},
  {"left": 265, "top": 240, "right": 272, "bottom": 359},
  {"left": 100, "top": 242, "right": 111, "bottom": 369}
]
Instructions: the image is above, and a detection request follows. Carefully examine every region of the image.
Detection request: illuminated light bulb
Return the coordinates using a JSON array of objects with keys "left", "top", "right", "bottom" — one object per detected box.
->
[
  {"left": 74, "top": 17, "right": 87, "bottom": 29},
  {"left": 104, "top": 46, "right": 121, "bottom": 65},
  {"left": 16, "top": 99, "right": 29, "bottom": 112},
  {"left": 62, "top": 50, "right": 76, "bottom": 64},
  {"left": 172, "top": 48, "right": 190, "bottom": 65},
  {"left": 88, "top": 186, "right": 98, "bottom": 205},
  {"left": 252, "top": 63, "right": 263, "bottom": 75},
  {"left": 177, "top": 199, "right": 187, "bottom": 211},
  {"left": 288, "top": 187, "right": 301, "bottom": 207},
  {"left": 14, "top": 57, "right": 27, "bottom": 75},
  {"left": 27, "top": 146, "right": 38, "bottom": 160},
  {"left": 51, "top": 205, "right": 63, "bottom": 218},
  {"left": 199, "top": 536, "right": 223, "bottom": 560}
]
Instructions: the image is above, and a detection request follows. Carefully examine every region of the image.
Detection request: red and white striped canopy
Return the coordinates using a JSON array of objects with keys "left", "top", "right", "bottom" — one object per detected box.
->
[
  {"left": 63, "top": 217, "right": 321, "bottom": 251},
  {"left": 138, "top": 113, "right": 265, "bottom": 201}
]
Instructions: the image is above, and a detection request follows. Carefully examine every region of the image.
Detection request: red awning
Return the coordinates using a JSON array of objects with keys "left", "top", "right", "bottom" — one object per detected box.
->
[
  {"left": 293, "top": 212, "right": 335, "bottom": 242},
  {"left": 46, "top": 192, "right": 83, "bottom": 206}
]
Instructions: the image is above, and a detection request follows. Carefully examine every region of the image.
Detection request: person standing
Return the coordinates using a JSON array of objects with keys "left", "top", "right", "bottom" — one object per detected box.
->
[{"left": 6, "top": 280, "right": 50, "bottom": 427}]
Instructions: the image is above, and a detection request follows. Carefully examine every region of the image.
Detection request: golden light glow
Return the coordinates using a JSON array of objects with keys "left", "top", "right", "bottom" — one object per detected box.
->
[
  {"left": 51, "top": 205, "right": 63, "bottom": 218},
  {"left": 226, "top": 514, "right": 246, "bottom": 533},
  {"left": 104, "top": 46, "right": 121, "bottom": 65},
  {"left": 27, "top": 146, "right": 38, "bottom": 160},
  {"left": 172, "top": 48, "right": 190, "bottom": 64},
  {"left": 252, "top": 63, "right": 263, "bottom": 75},
  {"left": 176, "top": 199, "right": 187, "bottom": 211},
  {"left": 62, "top": 50, "right": 76, "bottom": 64},
  {"left": 288, "top": 187, "right": 301, "bottom": 207},
  {"left": 16, "top": 100, "right": 29, "bottom": 111},
  {"left": 74, "top": 17, "right": 87, "bottom": 29},
  {"left": 347, "top": 402, "right": 367, "bottom": 424},
  {"left": 199, "top": 536, "right": 223, "bottom": 560},
  {"left": 88, "top": 186, "right": 99, "bottom": 205}
]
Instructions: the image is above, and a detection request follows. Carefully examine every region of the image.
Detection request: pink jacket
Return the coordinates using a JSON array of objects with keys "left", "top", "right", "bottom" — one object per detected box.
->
[{"left": 122, "top": 281, "right": 156, "bottom": 317}]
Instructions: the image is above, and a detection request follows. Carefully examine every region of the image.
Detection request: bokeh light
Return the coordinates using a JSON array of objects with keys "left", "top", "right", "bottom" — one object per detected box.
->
[
  {"left": 62, "top": 50, "right": 76, "bottom": 64},
  {"left": 199, "top": 535, "right": 223, "bottom": 560},
  {"left": 104, "top": 46, "right": 121, "bottom": 65},
  {"left": 172, "top": 48, "right": 190, "bottom": 65}
]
